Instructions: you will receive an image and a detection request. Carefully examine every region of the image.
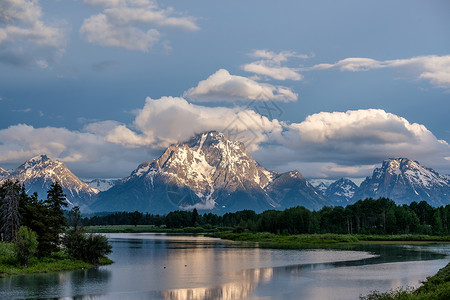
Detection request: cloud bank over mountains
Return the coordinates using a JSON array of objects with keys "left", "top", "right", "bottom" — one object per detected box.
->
[{"left": 1, "top": 92, "right": 448, "bottom": 178}]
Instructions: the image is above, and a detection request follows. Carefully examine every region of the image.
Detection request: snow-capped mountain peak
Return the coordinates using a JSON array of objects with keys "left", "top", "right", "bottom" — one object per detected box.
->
[
  {"left": 1, "top": 155, "right": 99, "bottom": 208},
  {"left": 314, "top": 182, "right": 328, "bottom": 196},
  {"left": 354, "top": 158, "right": 450, "bottom": 206},
  {"left": 93, "top": 131, "right": 328, "bottom": 213}
]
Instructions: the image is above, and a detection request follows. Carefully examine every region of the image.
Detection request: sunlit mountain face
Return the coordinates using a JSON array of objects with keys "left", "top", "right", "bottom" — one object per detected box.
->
[{"left": 92, "top": 131, "right": 328, "bottom": 213}]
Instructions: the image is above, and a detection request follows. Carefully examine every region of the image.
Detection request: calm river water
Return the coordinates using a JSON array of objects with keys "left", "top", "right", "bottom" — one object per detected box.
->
[{"left": 0, "top": 233, "right": 449, "bottom": 300}]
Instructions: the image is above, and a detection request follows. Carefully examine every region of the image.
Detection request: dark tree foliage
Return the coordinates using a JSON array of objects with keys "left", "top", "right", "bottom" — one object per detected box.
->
[
  {"left": 64, "top": 206, "right": 112, "bottom": 265},
  {"left": 83, "top": 197, "right": 450, "bottom": 236},
  {"left": 44, "top": 182, "right": 68, "bottom": 254},
  {"left": 19, "top": 191, "right": 54, "bottom": 257},
  {"left": 0, "top": 180, "right": 21, "bottom": 242},
  {"left": 64, "top": 230, "right": 112, "bottom": 265},
  {"left": 0, "top": 182, "right": 113, "bottom": 263},
  {"left": 129, "top": 211, "right": 142, "bottom": 227}
]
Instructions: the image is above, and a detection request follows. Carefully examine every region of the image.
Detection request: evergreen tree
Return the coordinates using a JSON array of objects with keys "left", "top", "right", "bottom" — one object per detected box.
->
[
  {"left": 0, "top": 180, "right": 21, "bottom": 242},
  {"left": 45, "top": 182, "right": 68, "bottom": 253},
  {"left": 192, "top": 208, "right": 199, "bottom": 226},
  {"left": 68, "top": 206, "right": 83, "bottom": 231}
]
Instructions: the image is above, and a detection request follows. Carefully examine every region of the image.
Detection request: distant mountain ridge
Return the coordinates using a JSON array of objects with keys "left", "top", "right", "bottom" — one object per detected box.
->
[{"left": 0, "top": 155, "right": 99, "bottom": 208}]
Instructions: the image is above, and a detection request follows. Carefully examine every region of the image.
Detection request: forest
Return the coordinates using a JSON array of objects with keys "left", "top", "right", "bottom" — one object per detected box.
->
[
  {"left": 86, "top": 198, "right": 450, "bottom": 236},
  {"left": 0, "top": 180, "right": 111, "bottom": 271}
]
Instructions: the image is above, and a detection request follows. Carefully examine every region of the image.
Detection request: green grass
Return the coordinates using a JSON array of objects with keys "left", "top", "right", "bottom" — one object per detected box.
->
[
  {"left": 360, "top": 262, "right": 450, "bottom": 299},
  {"left": 207, "top": 232, "right": 450, "bottom": 249},
  {"left": 0, "top": 242, "right": 113, "bottom": 278}
]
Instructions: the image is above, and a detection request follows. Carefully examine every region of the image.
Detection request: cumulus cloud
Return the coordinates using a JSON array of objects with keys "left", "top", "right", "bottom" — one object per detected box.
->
[
  {"left": 105, "top": 96, "right": 283, "bottom": 151},
  {"left": 80, "top": 0, "right": 198, "bottom": 51},
  {"left": 306, "top": 55, "right": 450, "bottom": 89},
  {"left": 277, "top": 109, "right": 450, "bottom": 171},
  {"left": 183, "top": 69, "right": 298, "bottom": 102},
  {"left": 0, "top": 123, "right": 154, "bottom": 178},
  {"left": 0, "top": 0, "right": 66, "bottom": 67},
  {"left": 242, "top": 50, "right": 309, "bottom": 81}
]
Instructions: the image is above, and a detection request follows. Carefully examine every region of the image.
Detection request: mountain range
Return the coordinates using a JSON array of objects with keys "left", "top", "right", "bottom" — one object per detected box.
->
[{"left": 1, "top": 131, "right": 449, "bottom": 213}]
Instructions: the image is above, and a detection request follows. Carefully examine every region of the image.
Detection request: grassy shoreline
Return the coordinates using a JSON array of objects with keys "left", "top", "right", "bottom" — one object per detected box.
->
[
  {"left": 206, "top": 232, "right": 450, "bottom": 247},
  {"left": 0, "top": 256, "right": 113, "bottom": 278},
  {"left": 0, "top": 247, "right": 113, "bottom": 278}
]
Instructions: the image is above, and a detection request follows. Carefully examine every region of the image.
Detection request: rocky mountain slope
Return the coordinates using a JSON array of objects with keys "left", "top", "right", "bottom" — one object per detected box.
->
[
  {"left": 84, "top": 178, "right": 119, "bottom": 192},
  {"left": 0, "top": 167, "right": 10, "bottom": 180},
  {"left": 352, "top": 158, "right": 450, "bottom": 206},
  {"left": 1, "top": 155, "right": 99, "bottom": 208},
  {"left": 92, "top": 131, "right": 327, "bottom": 213},
  {"left": 314, "top": 182, "right": 328, "bottom": 196},
  {"left": 325, "top": 178, "right": 358, "bottom": 205}
]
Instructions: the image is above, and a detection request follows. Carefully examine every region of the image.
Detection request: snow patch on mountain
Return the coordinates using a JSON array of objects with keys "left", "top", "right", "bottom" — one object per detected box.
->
[
  {"left": 1, "top": 155, "right": 99, "bottom": 207},
  {"left": 84, "top": 178, "right": 120, "bottom": 192},
  {"left": 325, "top": 178, "right": 358, "bottom": 204}
]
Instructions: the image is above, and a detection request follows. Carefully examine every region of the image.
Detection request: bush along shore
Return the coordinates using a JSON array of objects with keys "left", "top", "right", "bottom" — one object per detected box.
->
[
  {"left": 0, "top": 180, "right": 112, "bottom": 277},
  {"left": 360, "top": 261, "right": 450, "bottom": 300}
]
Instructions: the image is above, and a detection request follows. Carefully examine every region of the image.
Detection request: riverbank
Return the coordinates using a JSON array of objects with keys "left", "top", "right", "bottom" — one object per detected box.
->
[
  {"left": 361, "top": 261, "right": 450, "bottom": 299},
  {"left": 207, "top": 232, "right": 450, "bottom": 248},
  {"left": 0, "top": 245, "right": 113, "bottom": 278}
]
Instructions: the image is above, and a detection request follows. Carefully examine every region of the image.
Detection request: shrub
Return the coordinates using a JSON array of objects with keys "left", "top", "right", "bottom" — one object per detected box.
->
[
  {"left": 14, "top": 226, "right": 38, "bottom": 267},
  {"left": 64, "top": 230, "right": 112, "bottom": 265},
  {"left": 0, "top": 242, "right": 17, "bottom": 265}
]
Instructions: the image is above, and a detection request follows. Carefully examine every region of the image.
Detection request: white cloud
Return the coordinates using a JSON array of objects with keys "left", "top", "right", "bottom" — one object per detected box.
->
[
  {"left": 242, "top": 50, "right": 309, "bottom": 81},
  {"left": 306, "top": 55, "right": 450, "bottom": 89},
  {"left": 0, "top": 123, "right": 153, "bottom": 178},
  {"left": 0, "top": 0, "right": 66, "bottom": 67},
  {"left": 278, "top": 109, "right": 450, "bottom": 169},
  {"left": 243, "top": 63, "right": 303, "bottom": 81},
  {"left": 80, "top": 0, "right": 198, "bottom": 51},
  {"left": 106, "top": 96, "right": 283, "bottom": 151},
  {"left": 183, "top": 69, "right": 298, "bottom": 102}
]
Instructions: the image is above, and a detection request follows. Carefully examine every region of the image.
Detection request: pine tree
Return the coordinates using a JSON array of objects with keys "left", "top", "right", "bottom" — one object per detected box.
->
[
  {"left": 45, "top": 182, "right": 68, "bottom": 253},
  {"left": 0, "top": 180, "right": 21, "bottom": 242}
]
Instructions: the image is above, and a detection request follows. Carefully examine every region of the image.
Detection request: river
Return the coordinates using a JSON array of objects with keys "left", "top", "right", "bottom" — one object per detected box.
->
[{"left": 1, "top": 233, "right": 449, "bottom": 299}]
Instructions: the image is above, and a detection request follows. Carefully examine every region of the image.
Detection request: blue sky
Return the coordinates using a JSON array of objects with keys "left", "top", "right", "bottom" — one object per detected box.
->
[{"left": 0, "top": 0, "right": 449, "bottom": 179}]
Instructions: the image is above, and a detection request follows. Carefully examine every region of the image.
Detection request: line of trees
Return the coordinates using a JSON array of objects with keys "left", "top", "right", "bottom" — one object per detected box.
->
[
  {"left": 86, "top": 198, "right": 450, "bottom": 235},
  {"left": 0, "top": 180, "right": 111, "bottom": 266}
]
